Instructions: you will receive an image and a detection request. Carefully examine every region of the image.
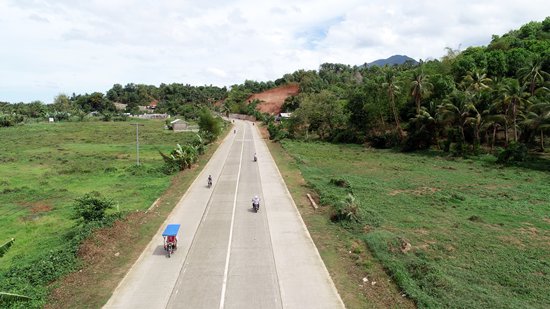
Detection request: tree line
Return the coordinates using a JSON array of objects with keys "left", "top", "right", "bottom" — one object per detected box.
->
[
  {"left": 262, "top": 17, "right": 550, "bottom": 159},
  {"left": 0, "top": 83, "right": 228, "bottom": 126}
]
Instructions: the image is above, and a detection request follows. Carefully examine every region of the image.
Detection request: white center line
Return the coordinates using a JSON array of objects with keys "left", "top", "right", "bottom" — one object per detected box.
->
[{"left": 219, "top": 126, "right": 245, "bottom": 309}]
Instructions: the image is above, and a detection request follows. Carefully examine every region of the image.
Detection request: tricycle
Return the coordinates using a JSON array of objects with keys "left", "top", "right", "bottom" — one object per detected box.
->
[{"left": 162, "top": 224, "right": 180, "bottom": 258}]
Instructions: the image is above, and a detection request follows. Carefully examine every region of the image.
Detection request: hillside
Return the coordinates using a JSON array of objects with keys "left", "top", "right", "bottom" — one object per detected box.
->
[
  {"left": 248, "top": 83, "right": 300, "bottom": 114},
  {"left": 367, "top": 54, "right": 418, "bottom": 67}
]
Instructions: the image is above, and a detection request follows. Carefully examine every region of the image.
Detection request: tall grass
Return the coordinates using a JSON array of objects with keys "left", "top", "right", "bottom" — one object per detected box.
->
[
  {"left": 0, "top": 120, "right": 195, "bottom": 307},
  {"left": 281, "top": 140, "right": 550, "bottom": 309}
]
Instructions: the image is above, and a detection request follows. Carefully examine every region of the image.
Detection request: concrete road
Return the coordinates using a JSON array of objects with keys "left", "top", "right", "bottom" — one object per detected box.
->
[{"left": 104, "top": 120, "right": 344, "bottom": 309}]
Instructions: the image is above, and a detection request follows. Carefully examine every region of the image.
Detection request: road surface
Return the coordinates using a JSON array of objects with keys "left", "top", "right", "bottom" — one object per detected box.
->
[{"left": 104, "top": 120, "right": 344, "bottom": 309}]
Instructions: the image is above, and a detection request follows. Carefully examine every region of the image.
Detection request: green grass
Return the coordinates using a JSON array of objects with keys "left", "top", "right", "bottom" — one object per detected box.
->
[
  {"left": 280, "top": 140, "right": 550, "bottom": 309},
  {"left": 0, "top": 120, "right": 194, "bottom": 272}
]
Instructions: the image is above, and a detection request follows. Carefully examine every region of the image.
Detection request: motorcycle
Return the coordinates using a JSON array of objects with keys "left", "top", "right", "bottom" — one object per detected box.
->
[
  {"left": 253, "top": 154, "right": 257, "bottom": 162},
  {"left": 208, "top": 179, "right": 212, "bottom": 188},
  {"left": 252, "top": 201, "right": 260, "bottom": 213}
]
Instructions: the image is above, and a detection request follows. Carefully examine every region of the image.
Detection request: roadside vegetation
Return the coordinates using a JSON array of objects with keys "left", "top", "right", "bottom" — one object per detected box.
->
[
  {"left": 278, "top": 140, "right": 549, "bottom": 308},
  {"left": 0, "top": 116, "right": 224, "bottom": 308}
]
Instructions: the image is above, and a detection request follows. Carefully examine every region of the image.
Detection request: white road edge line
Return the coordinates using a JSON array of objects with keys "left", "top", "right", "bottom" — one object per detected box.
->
[{"left": 218, "top": 125, "right": 245, "bottom": 309}]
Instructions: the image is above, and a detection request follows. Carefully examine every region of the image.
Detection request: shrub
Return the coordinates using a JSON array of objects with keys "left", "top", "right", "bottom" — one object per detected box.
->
[
  {"left": 72, "top": 192, "right": 116, "bottom": 223},
  {"left": 329, "top": 177, "right": 350, "bottom": 188},
  {"left": 368, "top": 131, "right": 401, "bottom": 149},
  {"left": 159, "top": 143, "right": 199, "bottom": 173},
  {"left": 497, "top": 142, "right": 528, "bottom": 164},
  {"left": 331, "top": 193, "right": 361, "bottom": 224}
]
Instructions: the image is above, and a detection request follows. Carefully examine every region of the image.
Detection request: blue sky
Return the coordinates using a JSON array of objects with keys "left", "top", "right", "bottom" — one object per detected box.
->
[{"left": 0, "top": 0, "right": 548, "bottom": 103}]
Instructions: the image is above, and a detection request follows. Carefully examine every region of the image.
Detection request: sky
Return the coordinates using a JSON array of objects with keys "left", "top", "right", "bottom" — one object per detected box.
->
[{"left": 0, "top": 0, "right": 548, "bottom": 103}]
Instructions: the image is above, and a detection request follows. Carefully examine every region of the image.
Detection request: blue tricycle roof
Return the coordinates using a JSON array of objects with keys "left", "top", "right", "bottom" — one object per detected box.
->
[{"left": 162, "top": 224, "right": 181, "bottom": 236}]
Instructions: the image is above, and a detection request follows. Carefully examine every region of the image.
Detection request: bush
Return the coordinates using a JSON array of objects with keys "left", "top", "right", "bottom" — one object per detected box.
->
[
  {"left": 0, "top": 114, "right": 25, "bottom": 127},
  {"left": 369, "top": 131, "right": 401, "bottom": 149},
  {"left": 159, "top": 143, "right": 199, "bottom": 173},
  {"left": 72, "top": 192, "right": 116, "bottom": 223},
  {"left": 497, "top": 142, "right": 528, "bottom": 164},
  {"left": 330, "top": 193, "right": 362, "bottom": 224}
]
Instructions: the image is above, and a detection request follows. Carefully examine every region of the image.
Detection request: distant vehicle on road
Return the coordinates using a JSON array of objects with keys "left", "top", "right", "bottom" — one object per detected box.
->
[{"left": 162, "top": 224, "right": 180, "bottom": 258}]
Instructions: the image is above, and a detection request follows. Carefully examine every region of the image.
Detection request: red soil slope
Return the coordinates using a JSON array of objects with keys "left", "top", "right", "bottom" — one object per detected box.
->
[{"left": 249, "top": 83, "right": 300, "bottom": 115}]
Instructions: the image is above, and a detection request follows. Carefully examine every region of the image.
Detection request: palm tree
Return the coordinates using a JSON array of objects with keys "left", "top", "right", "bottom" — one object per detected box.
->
[
  {"left": 522, "top": 102, "right": 550, "bottom": 151},
  {"left": 438, "top": 91, "right": 476, "bottom": 142},
  {"left": 410, "top": 70, "right": 432, "bottom": 114},
  {"left": 518, "top": 58, "right": 550, "bottom": 97},
  {"left": 481, "top": 113, "right": 507, "bottom": 150},
  {"left": 382, "top": 70, "right": 404, "bottom": 138},
  {"left": 462, "top": 69, "right": 492, "bottom": 93},
  {"left": 502, "top": 78, "right": 529, "bottom": 142},
  {"left": 438, "top": 90, "right": 482, "bottom": 146}
]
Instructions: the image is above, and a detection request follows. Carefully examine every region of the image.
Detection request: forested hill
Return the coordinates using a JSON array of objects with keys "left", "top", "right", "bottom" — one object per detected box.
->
[
  {"left": 367, "top": 55, "right": 418, "bottom": 67},
  {"left": 253, "top": 16, "right": 550, "bottom": 158}
]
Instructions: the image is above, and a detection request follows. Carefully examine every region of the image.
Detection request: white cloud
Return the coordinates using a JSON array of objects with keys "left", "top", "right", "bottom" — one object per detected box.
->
[{"left": 0, "top": 0, "right": 548, "bottom": 102}]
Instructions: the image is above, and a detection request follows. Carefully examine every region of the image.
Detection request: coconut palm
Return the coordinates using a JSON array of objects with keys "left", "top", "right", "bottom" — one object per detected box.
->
[
  {"left": 522, "top": 102, "right": 550, "bottom": 151},
  {"left": 502, "top": 78, "right": 530, "bottom": 142},
  {"left": 481, "top": 113, "right": 507, "bottom": 150},
  {"left": 410, "top": 70, "right": 433, "bottom": 114},
  {"left": 462, "top": 69, "right": 492, "bottom": 93},
  {"left": 518, "top": 58, "right": 550, "bottom": 97},
  {"left": 438, "top": 91, "right": 477, "bottom": 143},
  {"left": 382, "top": 69, "right": 404, "bottom": 138}
]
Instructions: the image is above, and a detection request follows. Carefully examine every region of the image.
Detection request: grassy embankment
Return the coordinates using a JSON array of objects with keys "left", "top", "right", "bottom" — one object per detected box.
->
[
  {"left": 272, "top": 140, "right": 550, "bottom": 309},
  {"left": 0, "top": 120, "right": 205, "bottom": 306}
]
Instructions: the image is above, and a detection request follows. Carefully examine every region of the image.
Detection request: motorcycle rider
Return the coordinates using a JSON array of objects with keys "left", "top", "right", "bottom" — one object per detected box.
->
[
  {"left": 252, "top": 195, "right": 260, "bottom": 211},
  {"left": 253, "top": 153, "right": 257, "bottom": 162},
  {"left": 208, "top": 175, "right": 212, "bottom": 187}
]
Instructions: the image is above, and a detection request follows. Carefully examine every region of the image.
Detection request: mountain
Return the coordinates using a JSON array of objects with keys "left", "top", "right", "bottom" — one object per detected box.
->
[{"left": 366, "top": 55, "right": 418, "bottom": 67}]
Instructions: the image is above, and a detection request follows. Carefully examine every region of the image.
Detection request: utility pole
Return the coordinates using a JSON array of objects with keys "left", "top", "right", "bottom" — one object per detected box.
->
[{"left": 130, "top": 123, "right": 144, "bottom": 165}]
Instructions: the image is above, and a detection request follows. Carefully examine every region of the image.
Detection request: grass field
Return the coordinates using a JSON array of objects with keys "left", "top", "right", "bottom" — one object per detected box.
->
[
  {"left": 279, "top": 140, "right": 550, "bottom": 309},
  {"left": 0, "top": 120, "right": 194, "bottom": 272}
]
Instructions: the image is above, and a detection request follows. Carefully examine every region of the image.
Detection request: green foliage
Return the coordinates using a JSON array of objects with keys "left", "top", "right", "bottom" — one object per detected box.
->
[
  {"left": 0, "top": 120, "right": 193, "bottom": 306},
  {"left": 368, "top": 131, "right": 401, "bottom": 149},
  {"left": 282, "top": 140, "right": 550, "bottom": 309},
  {"left": 72, "top": 192, "right": 116, "bottom": 223},
  {"left": 159, "top": 143, "right": 199, "bottom": 173},
  {"left": 331, "top": 193, "right": 362, "bottom": 224},
  {"left": 497, "top": 142, "right": 528, "bottom": 163},
  {"left": 0, "top": 113, "right": 25, "bottom": 127},
  {"left": 198, "top": 109, "right": 222, "bottom": 143}
]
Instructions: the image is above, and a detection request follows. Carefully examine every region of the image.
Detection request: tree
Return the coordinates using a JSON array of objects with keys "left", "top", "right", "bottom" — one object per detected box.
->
[
  {"left": 198, "top": 109, "right": 222, "bottom": 142},
  {"left": 382, "top": 69, "right": 404, "bottom": 138},
  {"left": 290, "top": 90, "right": 347, "bottom": 140},
  {"left": 410, "top": 70, "right": 432, "bottom": 114},
  {"left": 522, "top": 102, "right": 550, "bottom": 151},
  {"left": 53, "top": 94, "right": 73, "bottom": 113},
  {"left": 462, "top": 69, "right": 492, "bottom": 93},
  {"left": 486, "top": 50, "right": 508, "bottom": 78},
  {"left": 518, "top": 58, "right": 549, "bottom": 96},
  {"left": 502, "top": 78, "right": 529, "bottom": 141},
  {"left": 438, "top": 91, "right": 476, "bottom": 143}
]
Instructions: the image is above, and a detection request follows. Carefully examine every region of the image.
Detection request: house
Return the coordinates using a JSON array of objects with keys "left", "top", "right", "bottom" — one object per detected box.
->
[
  {"left": 276, "top": 112, "right": 292, "bottom": 121},
  {"left": 171, "top": 119, "right": 189, "bottom": 132},
  {"left": 148, "top": 100, "right": 158, "bottom": 110}
]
